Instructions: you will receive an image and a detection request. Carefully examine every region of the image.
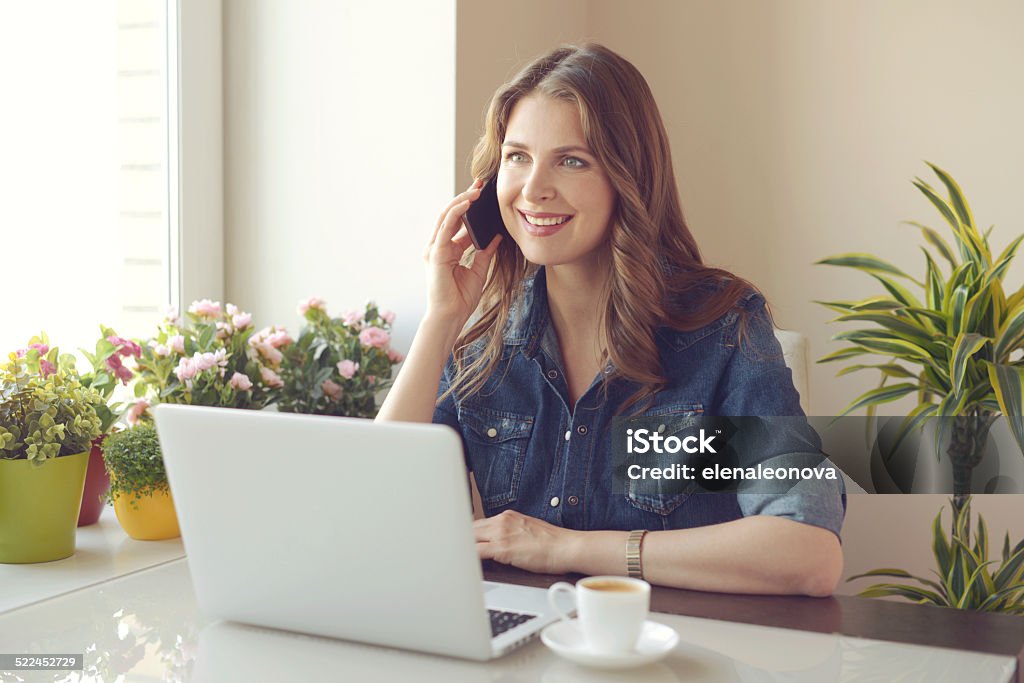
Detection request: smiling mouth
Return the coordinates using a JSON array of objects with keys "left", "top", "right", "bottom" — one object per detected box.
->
[{"left": 518, "top": 211, "right": 574, "bottom": 227}]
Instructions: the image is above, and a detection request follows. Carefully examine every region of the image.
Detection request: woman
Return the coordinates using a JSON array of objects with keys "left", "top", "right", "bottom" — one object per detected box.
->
[{"left": 377, "top": 43, "right": 844, "bottom": 597}]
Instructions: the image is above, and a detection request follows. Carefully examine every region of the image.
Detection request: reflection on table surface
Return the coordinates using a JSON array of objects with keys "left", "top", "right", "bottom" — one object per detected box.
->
[{"left": 0, "top": 559, "right": 1016, "bottom": 683}]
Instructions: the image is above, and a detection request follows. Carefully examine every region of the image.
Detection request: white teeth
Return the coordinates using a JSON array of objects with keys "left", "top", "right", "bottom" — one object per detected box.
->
[{"left": 523, "top": 213, "right": 570, "bottom": 226}]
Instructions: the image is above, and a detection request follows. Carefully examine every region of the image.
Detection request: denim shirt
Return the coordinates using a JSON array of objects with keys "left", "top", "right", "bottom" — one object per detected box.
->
[{"left": 434, "top": 268, "right": 846, "bottom": 537}]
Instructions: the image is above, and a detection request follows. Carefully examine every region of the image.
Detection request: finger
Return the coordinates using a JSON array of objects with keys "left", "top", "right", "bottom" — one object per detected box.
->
[
  {"left": 429, "top": 182, "right": 483, "bottom": 246},
  {"left": 470, "top": 234, "right": 503, "bottom": 279},
  {"left": 436, "top": 199, "right": 472, "bottom": 245},
  {"left": 476, "top": 542, "right": 496, "bottom": 561}
]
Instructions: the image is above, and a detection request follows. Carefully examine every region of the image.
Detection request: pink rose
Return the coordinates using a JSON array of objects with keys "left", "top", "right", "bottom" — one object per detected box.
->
[
  {"left": 229, "top": 372, "right": 253, "bottom": 391},
  {"left": 381, "top": 310, "right": 396, "bottom": 325},
  {"left": 149, "top": 341, "right": 170, "bottom": 358},
  {"left": 39, "top": 359, "right": 57, "bottom": 378},
  {"left": 105, "top": 354, "right": 133, "bottom": 385},
  {"left": 175, "top": 357, "right": 197, "bottom": 382},
  {"left": 359, "top": 327, "right": 390, "bottom": 349},
  {"left": 169, "top": 335, "right": 186, "bottom": 354},
  {"left": 366, "top": 375, "right": 377, "bottom": 386},
  {"left": 107, "top": 336, "right": 141, "bottom": 358},
  {"left": 336, "top": 360, "right": 359, "bottom": 379},
  {"left": 387, "top": 348, "right": 404, "bottom": 364},
  {"left": 342, "top": 310, "right": 362, "bottom": 327},
  {"left": 215, "top": 322, "right": 232, "bottom": 340},
  {"left": 268, "top": 330, "right": 293, "bottom": 349},
  {"left": 260, "top": 366, "right": 284, "bottom": 388},
  {"left": 188, "top": 299, "right": 221, "bottom": 319},
  {"left": 127, "top": 399, "right": 150, "bottom": 426},
  {"left": 232, "top": 312, "right": 252, "bottom": 330},
  {"left": 298, "top": 297, "right": 326, "bottom": 316},
  {"left": 164, "top": 305, "right": 181, "bottom": 325},
  {"left": 254, "top": 342, "right": 283, "bottom": 367},
  {"left": 321, "top": 379, "right": 343, "bottom": 401},
  {"left": 29, "top": 343, "right": 50, "bottom": 356},
  {"left": 226, "top": 303, "right": 239, "bottom": 317}
]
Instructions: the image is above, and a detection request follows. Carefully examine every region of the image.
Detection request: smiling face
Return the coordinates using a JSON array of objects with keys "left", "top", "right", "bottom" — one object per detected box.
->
[{"left": 497, "top": 94, "right": 617, "bottom": 269}]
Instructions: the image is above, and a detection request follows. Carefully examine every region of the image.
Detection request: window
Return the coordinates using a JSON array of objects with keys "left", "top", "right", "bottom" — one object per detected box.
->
[{"left": 0, "top": 0, "right": 175, "bottom": 358}]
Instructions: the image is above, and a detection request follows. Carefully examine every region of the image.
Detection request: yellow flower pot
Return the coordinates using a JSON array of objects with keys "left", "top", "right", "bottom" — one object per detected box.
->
[
  {"left": 0, "top": 451, "right": 89, "bottom": 563},
  {"left": 112, "top": 487, "right": 181, "bottom": 541}
]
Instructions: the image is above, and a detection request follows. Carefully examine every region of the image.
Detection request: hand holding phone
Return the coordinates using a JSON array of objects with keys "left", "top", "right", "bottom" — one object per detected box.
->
[{"left": 462, "top": 177, "right": 507, "bottom": 250}]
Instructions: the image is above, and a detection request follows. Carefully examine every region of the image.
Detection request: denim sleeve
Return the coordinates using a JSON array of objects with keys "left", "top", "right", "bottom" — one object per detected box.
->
[
  {"left": 718, "top": 295, "right": 847, "bottom": 539},
  {"left": 432, "top": 355, "right": 471, "bottom": 472}
]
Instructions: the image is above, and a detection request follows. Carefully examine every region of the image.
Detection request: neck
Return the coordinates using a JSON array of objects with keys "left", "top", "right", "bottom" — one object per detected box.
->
[{"left": 544, "top": 253, "right": 610, "bottom": 351}]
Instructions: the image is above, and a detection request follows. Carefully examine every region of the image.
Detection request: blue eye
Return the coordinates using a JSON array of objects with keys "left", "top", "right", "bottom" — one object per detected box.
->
[
  {"left": 563, "top": 157, "right": 586, "bottom": 168},
  {"left": 504, "top": 151, "right": 527, "bottom": 163}
]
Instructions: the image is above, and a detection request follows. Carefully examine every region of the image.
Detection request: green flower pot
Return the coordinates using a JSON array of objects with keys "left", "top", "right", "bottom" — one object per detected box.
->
[{"left": 0, "top": 450, "right": 89, "bottom": 564}]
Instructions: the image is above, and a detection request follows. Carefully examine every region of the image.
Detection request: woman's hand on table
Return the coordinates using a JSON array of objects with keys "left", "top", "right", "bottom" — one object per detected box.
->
[{"left": 474, "top": 510, "right": 579, "bottom": 575}]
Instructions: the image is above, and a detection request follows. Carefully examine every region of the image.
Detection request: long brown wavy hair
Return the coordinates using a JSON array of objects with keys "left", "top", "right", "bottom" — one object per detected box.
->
[{"left": 444, "top": 43, "right": 762, "bottom": 414}]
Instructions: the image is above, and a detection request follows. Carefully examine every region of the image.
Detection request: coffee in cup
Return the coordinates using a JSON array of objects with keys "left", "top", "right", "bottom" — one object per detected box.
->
[{"left": 547, "top": 575, "right": 651, "bottom": 653}]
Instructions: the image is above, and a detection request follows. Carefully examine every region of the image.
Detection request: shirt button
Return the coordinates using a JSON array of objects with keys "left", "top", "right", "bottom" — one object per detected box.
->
[
  {"left": 550, "top": 496, "right": 560, "bottom": 507},
  {"left": 564, "top": 430, "right": 571, "bottom": 442},
  {"left": 567, "top": 495, "right": 580, "bottom": 506},
  {"left": 547, "top": 369, "right": 558, "bottom": 379},
  {"left": 486, "top": 427, "right": 498, "bottom": 438},
  {"left": 576, "top": 425, "right": 588, "bottom": 436}
]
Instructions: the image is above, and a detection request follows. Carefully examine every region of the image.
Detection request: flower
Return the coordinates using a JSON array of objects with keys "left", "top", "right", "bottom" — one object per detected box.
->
[
  {"left": 381, "top": 310, "right": 396, "bottom": 325},
  {"left": 252, "top": 341, "right": 283, "bottom": 367},
  {"left": 150, "top": 342, "right": 170, "bottom": 358},
  {"left": 387, "top": 348, "right": 405, "bottom": 364},
  {"left": 226, "top": 303, "right": 240, "bottom": 317},
  {"left": 232, "top": 312, "right": 252, "bottom": 330},
  {"left": 260, "top": 366, "right": 284, "bottom": 388},
  {"left": 107, "top": 335, "right": 142, "bottom": 358},
  {"left": 268, "top": 330, "right": 293, "bottom": 348},
  {"left": 229, "top": 372, "right": 253, "bottom": 391},
  {"left": 39, "top": 358, "right": 57, "bottom": 378},
  {"left": 174, "top": 357, "right": 198, "bottom": 382},
  {"left": 215, "top": 321, "right": 232, "bottom": 340},
  {"left": 164, "top": 305, "right": 181, "bottom": 326},
  {"left": 336, "top": 360, "right": 359, "bottom": 379},
  {"left": 105, "top": 354, "right": 134, "bottom": 385},
  {"left": 188, "top": 299, "right": 221, "bottom": 319},
  {"left": 169, "top": 335, "right": 186, "bottom": 354},
  {"left": 358, "top": 327, "right": 390, "bottom": 349},
  {"left": 342, "top": 310, "right": 362, "bottom": 327},
  {"left": 29, "top": 342, "right": 50, "bottom": 355},
  {"left": 298, "top": 297, "right": 326, "bottom": 316},
  {"left": 321, "top": 379, "right": 342, "bottom": 401},
  {"left": 126, "top": 399, "right": 150, "bottom": 426}
]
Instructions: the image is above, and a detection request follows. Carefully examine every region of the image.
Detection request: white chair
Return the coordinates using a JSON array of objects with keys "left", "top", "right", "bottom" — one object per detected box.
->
[{"left": 774, "top": 329, "right": 810, "bottom": 414}]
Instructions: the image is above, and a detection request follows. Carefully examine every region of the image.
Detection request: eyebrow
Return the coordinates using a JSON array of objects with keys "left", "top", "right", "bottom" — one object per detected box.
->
[{"left": 501, "top": 140, "right": 594, "bottom": 155}]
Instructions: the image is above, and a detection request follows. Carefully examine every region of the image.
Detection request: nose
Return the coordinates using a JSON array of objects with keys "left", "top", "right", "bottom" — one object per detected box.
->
[{"left": 521, "top": 164, "right": 556, "bottom": 204}]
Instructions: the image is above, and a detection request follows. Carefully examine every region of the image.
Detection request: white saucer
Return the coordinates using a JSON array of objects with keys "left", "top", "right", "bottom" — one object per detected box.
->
[{"left": 540, "top": 619, "right": 679, "bottom": 669}]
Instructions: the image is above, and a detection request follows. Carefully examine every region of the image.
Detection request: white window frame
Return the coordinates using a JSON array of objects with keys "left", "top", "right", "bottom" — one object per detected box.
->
[{"left": 168, "top": 0, "right": 223, "bottom": 310}]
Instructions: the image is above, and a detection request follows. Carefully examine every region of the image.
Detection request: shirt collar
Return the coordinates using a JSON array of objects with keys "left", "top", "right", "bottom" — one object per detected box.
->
[{"left": 502, "top": 267, "right": 548, "bottom": 358}]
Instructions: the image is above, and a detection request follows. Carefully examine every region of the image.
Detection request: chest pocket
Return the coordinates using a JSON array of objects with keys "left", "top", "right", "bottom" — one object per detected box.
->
[
  {"left": 460, "top": 405, "right": 534, "bottom": 508},
  {"left": 625, "top": 402, "right": 704, "bottom": 517}
]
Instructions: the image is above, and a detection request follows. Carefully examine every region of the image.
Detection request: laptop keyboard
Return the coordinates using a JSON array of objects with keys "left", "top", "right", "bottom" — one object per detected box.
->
[{"left": 488, "top": 608, "right": 537, "bottom": 637}]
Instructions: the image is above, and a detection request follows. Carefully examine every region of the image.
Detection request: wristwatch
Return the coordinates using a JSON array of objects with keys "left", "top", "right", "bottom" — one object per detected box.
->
[{"left": 626, "top": 529, "right": 647, "bottom": 579}]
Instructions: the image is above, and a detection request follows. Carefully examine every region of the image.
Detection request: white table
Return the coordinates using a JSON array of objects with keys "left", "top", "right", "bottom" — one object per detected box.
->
[{"left": 0, "top": 556, "right": 1016, "bottom": 682}]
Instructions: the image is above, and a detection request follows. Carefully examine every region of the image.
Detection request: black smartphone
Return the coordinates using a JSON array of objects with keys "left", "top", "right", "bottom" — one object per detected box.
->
[{"left": 462, "top": 177, "right": 507, "bottom": 250}]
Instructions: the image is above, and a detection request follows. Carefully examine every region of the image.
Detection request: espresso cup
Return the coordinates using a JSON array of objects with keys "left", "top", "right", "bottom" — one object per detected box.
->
[{"left": 547, "top": 575, "right": 651, "bottom": 653}]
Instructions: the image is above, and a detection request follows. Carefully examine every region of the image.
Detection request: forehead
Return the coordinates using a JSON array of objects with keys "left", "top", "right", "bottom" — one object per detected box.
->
[{"left": 503, "top": 94, "right": 586, "bottom": 149}]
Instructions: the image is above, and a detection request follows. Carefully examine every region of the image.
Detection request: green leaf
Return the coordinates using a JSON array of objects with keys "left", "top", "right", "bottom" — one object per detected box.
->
[
  {"left": 993, "top": 301, "right": 1024, "bottom": 360},
  {"left": 837, "top": 363, "right": 916, "bottom": 379},
  {"left": 903, "top": 220, "right": 958, "bottom": 270},
  {"left": 985, "top": 362, "right": 1024, "bottom": 457},
  {"left": 885, "top": 402, "right": 938, "bottom": 462},
  {"left": 925, "top": 162, "right": 977, "bottom": 233},
  {"left": 856, "top": 583, "right": 946, "bottom": 605},
  {"left": 982, "top": 233, "right": 1024, "bottom": 289},
  {"left": 837, "top": 382, "right": 918, "bottom": 417},
  {"left": 948, "top": 285, "right": 969, "bottom": 335},
  {"left": 871, "top": 274, "right": 924, "bottom": 309},
  {"left": 950, "top": 333, "right": 989, "bottom": 397},
  {"left": 816, "top": 254, "right": 922, "bottom": 284},
  {"left": 817, "top": 347, "right": 869, "bottom": 364},
  {"left": 933, "top": 508, "right": 952, "bottom": 576}
]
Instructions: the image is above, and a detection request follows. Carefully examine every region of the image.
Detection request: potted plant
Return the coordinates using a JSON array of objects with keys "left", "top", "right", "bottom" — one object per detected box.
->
[
  {"left": 134, "top": 301, "right": 288, "bottom": 409},
  {"left": 278, "top": 298, "right": 404, "bottom": 418},
  {"left": 76, "top": 327, "right": 140, "bottom": 526},
  {"left": 848, "top": 500, "right": 1024, "bottom": 613},
  {"left": 0, "top": 335, "right": 103, "bottom": 563},
  {"left": 818, "top": 163, "right": 1024, "bottom": 608},
  {"left": 102, "top": 422, "right": 179, "bottom": 541}
]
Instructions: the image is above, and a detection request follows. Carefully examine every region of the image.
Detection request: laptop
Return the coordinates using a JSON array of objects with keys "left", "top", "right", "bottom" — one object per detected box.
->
[{"left": 153, "top": 404, "right": 560, "bottom": 661}]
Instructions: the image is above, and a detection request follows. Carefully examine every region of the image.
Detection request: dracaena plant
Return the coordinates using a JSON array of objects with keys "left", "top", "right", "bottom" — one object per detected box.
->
[
  {"left": 848, "top": 500, "right": 1024, "bottom": 614},
  {"left": 817, "top": 163, "right": 1024, "bottom": 508}
]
